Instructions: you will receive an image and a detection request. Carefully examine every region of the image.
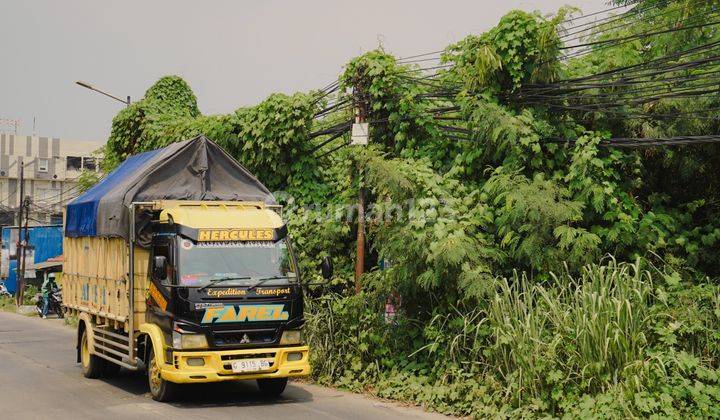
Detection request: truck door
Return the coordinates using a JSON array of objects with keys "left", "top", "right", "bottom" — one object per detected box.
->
[{"left": 146, "top": 236, "right": 174, "bottom": 322}]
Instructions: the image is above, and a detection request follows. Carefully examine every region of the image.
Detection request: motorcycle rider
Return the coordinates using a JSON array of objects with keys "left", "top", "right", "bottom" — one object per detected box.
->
[{"left": 41, "top": 272, "right": 58, "bottom": 319}]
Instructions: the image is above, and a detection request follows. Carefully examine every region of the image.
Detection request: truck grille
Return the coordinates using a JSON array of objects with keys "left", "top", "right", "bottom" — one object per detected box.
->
[
  {"left": 212, "top": 330, "right": 276, "bottom": 347},
  {"left": 221, "top": 352, "right": 276, "bottom": 361}
]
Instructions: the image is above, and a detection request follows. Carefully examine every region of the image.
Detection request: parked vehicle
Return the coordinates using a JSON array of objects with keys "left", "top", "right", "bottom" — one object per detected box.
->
[
  {"left": 62, "top": 136, "right": 323, "bottom": 401},
  {"left": 35, "top": 288, "right": 64, "bottom": 318}
]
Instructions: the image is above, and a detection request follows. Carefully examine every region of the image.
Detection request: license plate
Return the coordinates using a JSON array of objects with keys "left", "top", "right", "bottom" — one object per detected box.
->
[{"left": 231, "top": 359, "right": 270, "bottom": 373}]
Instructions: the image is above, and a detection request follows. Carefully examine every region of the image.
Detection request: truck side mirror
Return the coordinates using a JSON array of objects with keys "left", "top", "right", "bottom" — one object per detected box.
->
[
  {"left": 320, "top": 256, "right": 333, "bottom": 280},
  {"left": 153, "top": 256, "right": 167, "bottom": 280}
]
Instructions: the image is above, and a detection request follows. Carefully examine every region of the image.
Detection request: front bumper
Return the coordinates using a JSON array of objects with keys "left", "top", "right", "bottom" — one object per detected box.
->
[{"left": 161, "top": 345, "right": 310, "bottom": 384}]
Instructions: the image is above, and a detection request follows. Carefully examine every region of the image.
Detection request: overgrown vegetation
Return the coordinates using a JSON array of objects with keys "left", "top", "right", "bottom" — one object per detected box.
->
[
  {"left": 99, "top": 0, "right": 720, "bottom": 416},
  {"left": 306, "top": 258, "right": 720, "bottom": 417}
]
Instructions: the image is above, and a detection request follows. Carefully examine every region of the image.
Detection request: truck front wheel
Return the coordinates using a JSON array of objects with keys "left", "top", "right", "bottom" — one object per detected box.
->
[
  {"left": 80, "top": 328, "right": 105, "bottom": 379},
  {"left": 257, "top": 377, "right": 288, "bottom": 397},
  {"left": 147, "top": 347, "right": 177, "bottom": 402}
]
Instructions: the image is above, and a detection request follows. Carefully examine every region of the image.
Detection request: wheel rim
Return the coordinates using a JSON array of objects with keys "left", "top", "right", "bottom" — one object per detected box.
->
[
  {"left": 148, "top": 357, "right": 162, "bottom": 395},
  {"left": 80, "top": 333, "right": 90, "bottom": 368}
]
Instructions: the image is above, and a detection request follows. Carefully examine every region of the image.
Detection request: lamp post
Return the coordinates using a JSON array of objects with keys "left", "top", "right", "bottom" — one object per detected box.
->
[{"left": 75, "top": 81, "right": 130, "bottom": 107}]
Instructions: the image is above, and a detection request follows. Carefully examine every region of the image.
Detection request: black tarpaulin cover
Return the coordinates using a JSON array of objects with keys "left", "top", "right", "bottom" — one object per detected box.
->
[{"left": 65, "top": 135, "right": 275, "bottom": 238}]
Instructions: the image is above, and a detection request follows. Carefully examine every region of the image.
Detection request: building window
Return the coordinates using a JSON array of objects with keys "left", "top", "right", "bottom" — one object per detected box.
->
[
  {"left": 83, "top": 157, "right": 96, "bottom": 171},
  {"left": 38, "top": 158, "right": 49, "bottom": 172},
  {"left": 67, "top": 156, "right": 82, "bottom": 171}
]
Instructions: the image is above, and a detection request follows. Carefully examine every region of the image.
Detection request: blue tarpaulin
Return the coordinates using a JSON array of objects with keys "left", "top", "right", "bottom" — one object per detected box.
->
[
  {"left": 65, "top": 149, "right": 161, "bottom": 237},
  {"left": 65, "top": 136, "right": 275, "bottom": 239}
]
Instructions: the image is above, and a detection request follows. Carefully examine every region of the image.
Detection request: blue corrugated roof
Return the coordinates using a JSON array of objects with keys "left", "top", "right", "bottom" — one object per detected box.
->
[{"left": 65, "top": 148, "right": 162, "bottom": 237}]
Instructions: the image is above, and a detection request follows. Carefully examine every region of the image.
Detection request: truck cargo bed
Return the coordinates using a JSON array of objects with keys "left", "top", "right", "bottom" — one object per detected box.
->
[{"left": 62, "top": 236, "right": 149, "bottom": 331}]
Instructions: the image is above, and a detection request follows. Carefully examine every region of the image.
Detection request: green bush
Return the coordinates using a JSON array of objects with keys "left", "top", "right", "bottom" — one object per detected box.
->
[
  {"left": 0, "top": 294, "right": 14, "bottom": 311},
  {"left": 23, "top": 285, "right": 39, "bottom": 306},
  {"left": 305, "top": 258, "right": 720, "bottom": 417}
]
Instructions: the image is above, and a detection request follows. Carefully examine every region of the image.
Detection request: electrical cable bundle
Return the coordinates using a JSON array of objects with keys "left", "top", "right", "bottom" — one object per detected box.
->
[
  {"left": 514, "top": 37, "right": 720, "bottom": 119},
  {"left": 548, "top": 134, "right": 720, "bottom": 148}
]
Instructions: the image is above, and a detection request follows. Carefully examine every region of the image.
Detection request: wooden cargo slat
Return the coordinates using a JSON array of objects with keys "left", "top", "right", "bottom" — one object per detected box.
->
[{"left": 63, "top": 236, "right": 149, "bottom": 331}]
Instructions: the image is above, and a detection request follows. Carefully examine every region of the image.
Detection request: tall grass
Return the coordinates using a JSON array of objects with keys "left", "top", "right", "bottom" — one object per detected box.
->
[
  {"left": 304, "top": 257, "right": 717, "bottom": 415},
  {"left": 485, "top": 257, "right": 654, "bottom": 402}
]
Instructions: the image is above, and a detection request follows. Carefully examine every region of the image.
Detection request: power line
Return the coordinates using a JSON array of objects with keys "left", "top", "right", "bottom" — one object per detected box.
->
[
  {"left": 392, "top": 2, "right": 644, "bottom": 70},
  {"left": 561, "top": 15, "right": 720, "bottom": 61},
  {"left": 314, "top": 97, "right": 353, "bottom": 118},
  {"left": 547, "top": 135, "right": 720, "bottom": 148},
  {"left": 311, "top": 127, "right": 351, "bottom": 154},
  {"left": 396, "top": 56, "right": 443, "bottom": 65},
  {"left": 315, "top": 141, "right": 350, "bottom": 159},
  {"left": 32, "top": 183, "right": 82, "bottom": 205},
  {"left": 560, "top": 17, "right": 720, "bottom": 51},
  {"left": 397, "top": 49, "right": 445, "bottom": 62},
  {"left": 559, "top": 0, "right": 673, "bottom": 42},
  {"left": 514, "top": 38, "right": 720, "bottom": 113},
  {"left": 561, "top": 1, "right": 639, "bottom": 25},
  {"left": 516, "top": 70, "right": 720, "bottom": 104},
  {"left": 309, "top": 120, "right": 354, "bottom": 139},
  {"left": 527, "top": 39, "right": 720, "bottom": 89},
  {"left": 310, "top": 78, "right": 342, "bottom": 108}
]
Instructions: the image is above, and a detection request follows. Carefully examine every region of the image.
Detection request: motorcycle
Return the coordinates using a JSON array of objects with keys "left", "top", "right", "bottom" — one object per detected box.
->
[{"left": 35, "top": 287, "right": 64, "bottom": 318}]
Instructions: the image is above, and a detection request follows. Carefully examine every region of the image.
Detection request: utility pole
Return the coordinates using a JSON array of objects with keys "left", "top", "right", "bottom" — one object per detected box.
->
[
  {"left": 15, "top": 159, "right": 24, "bottom": 306},
  {"left": 17, "top": 196, "right": 30, "bottom": 306},
  {"left": 351, "top": 85, "right": 369, "bottom": 294},
  {"left": 354, "top": 170, "right": 365, "bottom": 294}
]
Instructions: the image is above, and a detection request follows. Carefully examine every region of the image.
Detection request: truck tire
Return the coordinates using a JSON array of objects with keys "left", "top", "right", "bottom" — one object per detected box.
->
[
  {"left": 147, "top": 347, "right": 177, "bottom": 402},
  {"left": 257, "top": 378, "right": 288, "bottom": 397},
  {"left": 80, "top": 328, "right": 105, "bottom": 379}
]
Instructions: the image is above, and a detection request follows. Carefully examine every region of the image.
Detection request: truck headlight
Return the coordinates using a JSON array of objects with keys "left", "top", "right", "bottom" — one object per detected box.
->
[
  {"left": 280, "top": 330, "right": 302, "bottom": 345},
  {"left": 172, "top": 328, "right": 208, "bottom": 350}
]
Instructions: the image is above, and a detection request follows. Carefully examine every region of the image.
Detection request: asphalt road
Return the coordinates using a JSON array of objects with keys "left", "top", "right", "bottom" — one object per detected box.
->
[{"left": 0, "top": 311, "right": 448, "bottom": 420}]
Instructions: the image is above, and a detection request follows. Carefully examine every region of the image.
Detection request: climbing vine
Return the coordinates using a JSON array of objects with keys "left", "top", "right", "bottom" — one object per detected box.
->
[{"left": 105, "top": 77, "right": 321, "bottom": 193}]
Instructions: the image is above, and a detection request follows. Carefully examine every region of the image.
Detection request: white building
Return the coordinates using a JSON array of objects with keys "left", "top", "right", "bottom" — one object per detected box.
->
[{"left": 0, "top": 134, "right": 104, "bottom": 225}]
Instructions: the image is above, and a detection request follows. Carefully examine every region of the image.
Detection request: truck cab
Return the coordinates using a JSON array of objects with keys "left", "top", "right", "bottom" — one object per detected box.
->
[{"left": 138, "top": 201, "right": 310, "bottom": 399}]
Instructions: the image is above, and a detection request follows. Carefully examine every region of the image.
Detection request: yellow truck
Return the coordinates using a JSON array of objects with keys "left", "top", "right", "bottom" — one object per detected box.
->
[{"left": 62, "top": 136, "right": 327, "bottom": 401}]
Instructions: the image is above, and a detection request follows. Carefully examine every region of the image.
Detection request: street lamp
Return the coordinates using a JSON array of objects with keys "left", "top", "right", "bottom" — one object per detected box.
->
[{"left": 75, "top": 81, "right": 130, "bottom": 107}]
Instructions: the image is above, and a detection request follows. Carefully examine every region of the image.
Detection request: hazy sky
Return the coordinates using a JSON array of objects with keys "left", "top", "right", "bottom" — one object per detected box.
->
[{"left": 2, "top": 0, "right": 607, "bottom": 142}]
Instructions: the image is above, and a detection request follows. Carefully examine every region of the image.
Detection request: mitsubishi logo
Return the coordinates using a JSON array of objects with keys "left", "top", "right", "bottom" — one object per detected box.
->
[{"left": 240, "top": 334, "right": 251, "bottom": 344}]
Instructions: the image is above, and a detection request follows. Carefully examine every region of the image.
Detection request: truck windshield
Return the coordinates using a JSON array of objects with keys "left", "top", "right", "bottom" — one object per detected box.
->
[{"left": 176, "top": 238, "right": 297, "bottom": 287}]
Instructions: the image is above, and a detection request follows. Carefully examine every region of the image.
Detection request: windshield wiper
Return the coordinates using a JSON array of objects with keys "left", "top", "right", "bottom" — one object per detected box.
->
[
  {"left": 246, "top": 276, "right": 291, "bottom": 292},
  {"left": 198, "top": 277, "right": 252, "bottom": 292}
]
